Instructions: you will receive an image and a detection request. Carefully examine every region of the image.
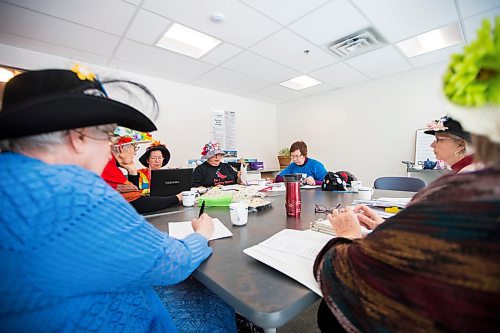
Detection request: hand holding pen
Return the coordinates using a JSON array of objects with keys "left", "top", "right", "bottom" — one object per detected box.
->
[{"left": 192, "top": 201, "right": 213, "bottom": 240}]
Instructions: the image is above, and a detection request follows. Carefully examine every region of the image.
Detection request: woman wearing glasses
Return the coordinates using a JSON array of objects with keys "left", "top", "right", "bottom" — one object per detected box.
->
[
  {"left": 131, "top": 141, "right": 171, "bottom": 195},
  {"left": 425, "top": 115, "right": 476, "bottom": 173},
  {"left": 275, "top": 140, "right": 327, "bottom": 185}
]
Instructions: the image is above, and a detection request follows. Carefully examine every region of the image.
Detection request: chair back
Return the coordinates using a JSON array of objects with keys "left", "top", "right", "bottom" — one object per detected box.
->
[{"left": 374, "top": 176, "right": 426, "bottom": 192}]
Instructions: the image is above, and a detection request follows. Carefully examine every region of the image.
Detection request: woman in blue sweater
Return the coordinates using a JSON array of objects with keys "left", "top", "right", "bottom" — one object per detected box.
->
[
  {"left": 276, "top": 140, "right": 328, "bottom": 185},
  {"left": 0, "top": 68, "right": 236, "bottom": 332}
]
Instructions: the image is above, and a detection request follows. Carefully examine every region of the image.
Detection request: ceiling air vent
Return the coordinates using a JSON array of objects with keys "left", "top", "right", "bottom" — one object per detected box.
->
[{"left": 328, "top": 29, "right": 382, "bottom": 58}]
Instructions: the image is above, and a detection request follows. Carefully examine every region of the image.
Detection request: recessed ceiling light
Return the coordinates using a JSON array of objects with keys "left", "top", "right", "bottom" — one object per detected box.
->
[
  {"left": 0, "top": 67, "right": 15, "bottom": 82},
  {"left": 280, "top": 75, "right": 322, "bottom": 90},
  {"left": 156, "top": 23, "right": 221, "bottom": 59},
  {"left": 397, "top": 23, "right": 463, "bottom": 58}
]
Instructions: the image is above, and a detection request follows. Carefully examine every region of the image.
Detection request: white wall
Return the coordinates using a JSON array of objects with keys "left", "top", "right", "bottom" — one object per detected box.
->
[
  {"left": 277, "top": 64, "right": 448, "bottom": 186},
  {"left": 0, "top": 43, "right": 279, "bottom": 169}
]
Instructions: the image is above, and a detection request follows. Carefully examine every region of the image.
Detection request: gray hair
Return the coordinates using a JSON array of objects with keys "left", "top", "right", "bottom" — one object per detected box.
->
[{"left": 0, "top": 124, "right": 116, "bottom": 153}]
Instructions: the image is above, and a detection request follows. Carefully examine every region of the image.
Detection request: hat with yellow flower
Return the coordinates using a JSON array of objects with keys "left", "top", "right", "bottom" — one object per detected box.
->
[
  {"left": 201, "top": 141, "right": 225, "bottom": 160},
  {"left": 0, "top": 64, "right": 156, "bottom": 139},
  {"left": 139, "top": 140, "right": 170, "bottom": 167},
  {"left": 444, "top": 17, "right": 500, "bottom": 143}
]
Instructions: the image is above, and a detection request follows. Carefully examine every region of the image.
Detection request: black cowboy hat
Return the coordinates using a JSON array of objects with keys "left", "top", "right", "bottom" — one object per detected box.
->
[
  {"left": 0, "top": 69, "right": 156, "bottom": 139},
  {"left": 139, "top": 143, "right": 171, "bottom": 167},
  {"left": 424, "top": 116, "right": 471, "bottom": 142}
]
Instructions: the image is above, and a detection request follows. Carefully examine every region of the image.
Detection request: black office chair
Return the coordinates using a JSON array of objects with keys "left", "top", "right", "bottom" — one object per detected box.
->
[{"left": 374, "top": 176, "right": 426, "bottom": 192}]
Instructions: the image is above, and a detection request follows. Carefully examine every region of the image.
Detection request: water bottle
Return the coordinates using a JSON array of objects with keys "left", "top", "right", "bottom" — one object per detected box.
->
[{"left": 284, "top": 174, "right": 302, "bottom": 217}]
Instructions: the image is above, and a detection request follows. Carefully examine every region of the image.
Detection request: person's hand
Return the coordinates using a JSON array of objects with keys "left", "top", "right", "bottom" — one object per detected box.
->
[
  {"left": 305, "top": 176, "right": 316, "bottom": 185},
  {"left": 327, "top": 206, "right": 362, "bottom": 239},
  {"left": 353, "top": 204, "right": 385, "bottom": 230},
  {"left": 176, "top": 193, "right": 182, "bottom": 202},
  {"left": 113, "top": 145, "right": 137, "bottom": 174},
  {"left": 192, "top": 213, "right": 214, "bottom": 240}
]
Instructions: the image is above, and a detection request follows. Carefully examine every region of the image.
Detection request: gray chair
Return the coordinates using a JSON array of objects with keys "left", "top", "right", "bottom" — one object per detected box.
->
[{"left": 374, "top": 176, "right": 426, "bottom": 192}]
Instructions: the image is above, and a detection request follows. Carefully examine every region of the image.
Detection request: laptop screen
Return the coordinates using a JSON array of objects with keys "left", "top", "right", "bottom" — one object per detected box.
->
[{"left": 150, "top": 168, "right": 193, "bottom": 197}]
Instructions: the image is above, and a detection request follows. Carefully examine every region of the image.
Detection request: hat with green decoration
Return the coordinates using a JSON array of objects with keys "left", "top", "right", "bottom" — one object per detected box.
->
[{"left": 444, "top": 17, "right": 500, "bottom": 143}]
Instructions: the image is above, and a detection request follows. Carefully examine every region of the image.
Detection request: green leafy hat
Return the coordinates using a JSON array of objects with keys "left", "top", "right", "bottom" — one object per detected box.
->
[{"left": 444, "top": 17, "right": 500, "bottom": 143}]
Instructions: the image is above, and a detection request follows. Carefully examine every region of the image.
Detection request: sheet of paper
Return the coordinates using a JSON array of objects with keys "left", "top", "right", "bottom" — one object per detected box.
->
[
  {"left": 244, "top": 229, "right": 333, "bottom": 296},
  {"left": 300, "top": 185, "right": 321, "bottom": 189},
  {"left": 168, "top": 218, "right": 233, "bottom": 241}
]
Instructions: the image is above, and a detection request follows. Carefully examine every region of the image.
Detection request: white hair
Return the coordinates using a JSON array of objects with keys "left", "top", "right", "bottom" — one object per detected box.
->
[{"left": 0, "top": 124, "right": 116, "bottom": 153}]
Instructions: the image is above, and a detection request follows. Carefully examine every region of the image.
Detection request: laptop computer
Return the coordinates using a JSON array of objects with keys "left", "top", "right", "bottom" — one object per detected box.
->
[{"left": 150, "top": 168, "right": 193, "bottom": 197}]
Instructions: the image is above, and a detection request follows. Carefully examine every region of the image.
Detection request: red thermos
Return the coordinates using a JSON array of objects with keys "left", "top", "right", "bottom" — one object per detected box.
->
[{"left": 284, "top": 174, "right": 302, "bottom": 217}]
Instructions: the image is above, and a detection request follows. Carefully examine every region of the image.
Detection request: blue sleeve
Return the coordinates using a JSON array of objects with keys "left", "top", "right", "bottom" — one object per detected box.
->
[
  {"left": 312, "top": 160, "right": 328, "bottom": 181},
  {"left": 30, "top": 173, "right": 212, "bottom": 296}
]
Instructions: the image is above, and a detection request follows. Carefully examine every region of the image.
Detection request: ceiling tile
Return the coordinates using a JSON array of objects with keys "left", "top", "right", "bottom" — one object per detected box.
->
[
  {"left": 0, "top": 2, "right": 120, "bottom": 56},
  {"left": 351, "top": 0, "right": 459, "bottom": 43},
  {"left": 197, "top": 67, "right": 272, "bottom": 92},
  {"left": 408, "top": 44, "right": 464, "bottom": 68},
  {"left": 250, "top": 28, "right": 339, "bottom": 73},
  {"left": 345, "top": 46, "right": 412, "bottom": 79},
  {"left": 222, "top": 51, "right": 300, "bottom": 83},
  {"left": 190, "top": 79, "right": 249, "bottom": 96},
  {"left": 245, "top": 93, "right": 283, "bottom": 104},
  {"left": 122, "top": 0, "right": 141, "bottom": 5},
  {"left": 5, "top": 0, "right": 136, "bottom": 35},
  {"left": 143, "top": 0, "right": 281, "bottom": 48},
  {"left": 114, "top": 39, "right": 213, "bottom": 79},
  {"left": 254, "top": 85, "right": 305, "bottom": 101},
  {"left": 309, "top": 62, "right": 369, "bottom": 88},
  {"left": 288, "top": 0, "right": 370, "bottom": 45},
  {"left": 240, "top": 0, "right": 329, "bottom": 25},
  {"left": 126, "top": 9, "right": 171, "bottom": 45},
  {"left": 299, "top": 83, "right": 336, "bottom": 96},
  {"left": 108, "top": 59, "right": 194, "bottom": 83},
  {"left": 457, "top": 0, "right": 499, "bottom": 18},
  {"left": 200, "top": 43, "right": 243, "bottom": 65},
  {"left": 462, "top": 8, "right": 500, "bottom": 43},
  {"left": 0, "top": 41, "right": 73, "bottom": 70}
]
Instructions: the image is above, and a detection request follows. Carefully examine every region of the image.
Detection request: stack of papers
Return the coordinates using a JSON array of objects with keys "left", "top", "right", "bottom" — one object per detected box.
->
[
  {"left": 168, "top": 218, "right": 233, "bottom": 241},
  {"left": 353, "top": 197, "right": 411, "bottom": 208},
  {"left": 244, "top": 229, "right": 333, "bottom": 295}
]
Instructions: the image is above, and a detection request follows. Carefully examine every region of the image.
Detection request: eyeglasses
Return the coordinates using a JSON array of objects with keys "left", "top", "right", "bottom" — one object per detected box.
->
[
  {"left": 291, "top": 153, "right": 303, "bottom": 159},
  {"left": 73, "top": 129, "right": 119, "bottom": 145},
  {"left": 149, "top": 156, "right": 164, "bottom": 161},
  {"left": 434, "top": 136, "right": 456, "bottom": 143},
  {"left": 314, "top": 203, "right": 341, "bottom": 214}
]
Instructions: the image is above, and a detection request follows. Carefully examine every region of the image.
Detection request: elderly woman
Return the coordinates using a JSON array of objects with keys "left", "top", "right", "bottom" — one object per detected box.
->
[
  {"left": 129, "top": 141, "right": 171, "bottom": 194},
  {"left": 425, "top": 115, "right": 476, "bottom": 173},
  {"left": 276, "top": 140, "right": 327, "bottom": 185},
  {"left": 192, "top": 141, "right": 239, "bottom": 187},
  {"left": 101, "top": 135, "right": 181, "bottom": 213},
  {"left": 314, "top": 19, "right": 500, "bottom": 332},
  {"left": 0, "top": 68, "right": 239, "bottom": 332}
]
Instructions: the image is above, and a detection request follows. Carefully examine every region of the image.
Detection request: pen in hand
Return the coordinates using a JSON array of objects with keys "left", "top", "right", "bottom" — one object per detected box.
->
[{"left": 198, "top": 200, "right": 206, "bottom": 218}]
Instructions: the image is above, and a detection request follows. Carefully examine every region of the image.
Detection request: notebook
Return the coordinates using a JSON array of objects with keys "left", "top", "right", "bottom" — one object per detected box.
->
[{"left": 150, "top": 168, "right": 193, "bottom": 197}]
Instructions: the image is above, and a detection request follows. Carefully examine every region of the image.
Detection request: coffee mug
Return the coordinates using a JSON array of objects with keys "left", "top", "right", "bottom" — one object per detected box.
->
[
  {"left": 350, "top": 181, "right": 362, "bottom": 192},
  {"left": 357, "top": 186, "right": 374, "bottom": 200},
  {"left": 182, "top": 190, "right": 199, "bottom": 207},
  {"left": 229, "top": 202, "right": 249, "bottom": 226}
]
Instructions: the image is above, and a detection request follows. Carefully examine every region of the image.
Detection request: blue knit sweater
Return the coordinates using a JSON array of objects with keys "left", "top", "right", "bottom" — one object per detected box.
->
[
  {"left": 278, "top": 157, "right": 328, "bottom": 181},
  {"left": 0, "top": 153, "right": 212, "bottom": 332}
]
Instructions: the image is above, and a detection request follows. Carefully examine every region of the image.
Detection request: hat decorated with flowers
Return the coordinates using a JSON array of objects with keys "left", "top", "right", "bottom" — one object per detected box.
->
[
  {"left": 113, "top": 126, "right": 153, "bottom": 146},
  {"left": 201, "top": 141, "right": 225, "bottom": 160},
  {"left": 424, "top": 115, "right": 471, "bottom": 142},
  {"left": 139, "top": 140, "right": 170, "bottom": 167},
  {"left": 444, "top": 17, "right": 500, "bottom": 143}
]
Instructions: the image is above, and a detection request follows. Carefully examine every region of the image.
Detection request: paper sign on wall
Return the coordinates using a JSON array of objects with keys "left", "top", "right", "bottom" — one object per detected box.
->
[
  {"left": 415, "top": 129, "right": 436, "bottom": 165},
  {"left": 212, "top": 110, "right": 236, "bottom": 151}
]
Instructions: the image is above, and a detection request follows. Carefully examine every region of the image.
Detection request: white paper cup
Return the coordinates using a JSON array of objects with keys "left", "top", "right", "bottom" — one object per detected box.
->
[
  {"left": 182, "top": 190, "right": 198, "bottom": 207},
  {"left": 229, "top": 202, "right": 249, "bottom": 226},
  {"left": 357, "top": 186, "right": 374, "bottom": 200},
  {"left": 350, "top": 181, "right": 362, "bottom": 192}
]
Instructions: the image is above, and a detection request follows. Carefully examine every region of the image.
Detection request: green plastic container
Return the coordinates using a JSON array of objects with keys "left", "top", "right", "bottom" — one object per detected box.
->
[{"left": 198, "top": 195, "right": 233, "bottom": 207}]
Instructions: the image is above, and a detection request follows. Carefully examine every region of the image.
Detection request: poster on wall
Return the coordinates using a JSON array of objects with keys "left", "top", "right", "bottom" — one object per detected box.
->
[
  {"left": 414, "top": 129, "right": 436, "bottom": 165},
  {"left": 211, "top": 110, "right": 236, "bottom": 151}
]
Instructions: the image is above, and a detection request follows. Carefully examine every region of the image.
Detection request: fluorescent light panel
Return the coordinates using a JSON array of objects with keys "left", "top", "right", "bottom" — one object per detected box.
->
[
  {"left": 280, "top": 75, "right": 322, "bottom": 90},
  {"left": 156, "top": 23, "right": 221, "bottom": 59},
  {"left": 397, "top": 23, "right": 463, "bottom": 58}
]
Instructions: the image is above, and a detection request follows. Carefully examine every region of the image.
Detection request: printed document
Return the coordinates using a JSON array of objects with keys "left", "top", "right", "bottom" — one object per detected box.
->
[{"left": 244, "top": 229, "right": 333, "bottom": 295}]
